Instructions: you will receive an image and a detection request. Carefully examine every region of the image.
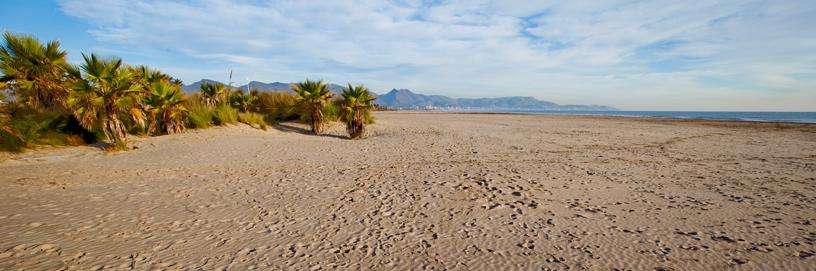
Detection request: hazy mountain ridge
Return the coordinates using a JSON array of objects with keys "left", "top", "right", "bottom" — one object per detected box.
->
[
  {"left": 181, "top": 79, "right": 346, "bottom": 94},
  {"left": 181, "top": 79, "right": 228, "bottom": 93},
  {"left": 376, "top": 89, "right": 617, "bottom": 111},
  {"left": 182, "top": 79, "right": 616, "bottom": 111}
]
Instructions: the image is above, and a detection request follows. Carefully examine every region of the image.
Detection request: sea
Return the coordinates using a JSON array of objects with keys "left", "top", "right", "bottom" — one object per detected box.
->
[{"left": 451, "top": 110, "right": 816, "bottom": 123}]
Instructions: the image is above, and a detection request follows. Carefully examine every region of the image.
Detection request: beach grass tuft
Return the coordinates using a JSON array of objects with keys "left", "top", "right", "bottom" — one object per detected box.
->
[
  {"left": 238, "top": 112, "right": 268, "bottom": 130},
  {"left": 257, "top": 92, "right": 298, "bottom": 122},
  {"left": 213, "top": 105, "right": 238, "bottom": 126},
  {"left": 105, "top": 139, "right": 129, "bottom": 152},
  {"left": 187, "top": 104, "right": 214, "bottom": 129}
]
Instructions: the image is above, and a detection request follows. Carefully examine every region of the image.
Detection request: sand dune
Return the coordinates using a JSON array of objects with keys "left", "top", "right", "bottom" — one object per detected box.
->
[{"left": 0, "top": 112, "right": 814, "bottom": 270}]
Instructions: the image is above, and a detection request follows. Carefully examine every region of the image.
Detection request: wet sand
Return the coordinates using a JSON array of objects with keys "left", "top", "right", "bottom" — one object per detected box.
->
[{"left": 0, "top": 112, "right": 814, "bottom": 270}]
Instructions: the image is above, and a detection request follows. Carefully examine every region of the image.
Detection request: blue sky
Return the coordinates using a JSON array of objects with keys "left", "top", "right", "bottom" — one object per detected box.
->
[{"left": 2, "top": 0, "right": 815, "bottom": 111}]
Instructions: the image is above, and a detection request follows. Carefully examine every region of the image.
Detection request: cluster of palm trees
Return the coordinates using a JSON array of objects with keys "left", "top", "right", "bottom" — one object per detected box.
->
[
  {"left": 199, "top": 79, "right": 376, "bottom": 139},
  {"left": 0, "top": 32, "right": 188, "bottom": 149},
  {"left": 69, "top": 54, "right": 189, "bottom": 145},
  {"left": 0, "top": 32, "right": 377, "bottom": 152},
  {"left": 291, "top": 79, "right": 376, "bottom": 138}
]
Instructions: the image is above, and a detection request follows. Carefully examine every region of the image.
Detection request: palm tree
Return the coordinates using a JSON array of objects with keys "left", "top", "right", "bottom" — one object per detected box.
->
[
  {"left": 229, "top": 91, "right": 257, "bottom": 112},
  {"left": 248, "top": 89, "right": 262, "bottom": 112},
  {"left": 130, "top": 65, "right": 173, "bottom": 90},
  {"left": 339, "top": 84, "right": 376, "bottom": 139},
  {"left": 199, "top": 82, "right": 226, "bottom": 107},
  {"left": 0, "top": 32, "right": 72, "bottom": 109},
  {"left": 67, "top": 53, "right": 140, "bottom": 146},
  {"left": 292, "top": 79, "right": 333, "bottom": 134},
  {"left": 143, "top": 80, "right": 187, "bottom": 135},
  {"left": 127, "top": 65, "right": 161, "bottom": 130}
]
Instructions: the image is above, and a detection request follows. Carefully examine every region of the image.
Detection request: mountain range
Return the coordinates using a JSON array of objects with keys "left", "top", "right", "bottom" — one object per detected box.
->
[
  {"left": 182, "top": 79, "right": 617, "bottom": 111},
  {"left": 376, "top": 89, "right": 616, "bottom": 111},
  {"left": 181, "top": 79, "right": 346, "bottom": 94}
]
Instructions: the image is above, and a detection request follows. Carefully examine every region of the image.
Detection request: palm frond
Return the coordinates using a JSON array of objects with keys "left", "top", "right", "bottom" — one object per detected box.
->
[{"left": 0, "top": 32, "right": 72, "bottom": 109}]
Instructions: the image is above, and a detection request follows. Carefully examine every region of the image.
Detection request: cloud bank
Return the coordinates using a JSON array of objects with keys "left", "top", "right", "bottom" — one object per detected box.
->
[{"left": 58, "top": 0, "right": 816, "bottom": 110}]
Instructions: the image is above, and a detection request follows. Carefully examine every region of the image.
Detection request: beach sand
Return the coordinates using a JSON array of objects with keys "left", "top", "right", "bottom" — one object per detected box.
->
[{"left": 0, "top": 112, "right": 814, "bottom": 270}]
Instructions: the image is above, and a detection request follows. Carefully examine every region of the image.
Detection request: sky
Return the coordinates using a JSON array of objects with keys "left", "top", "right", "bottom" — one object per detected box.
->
[{"left": 1, "top": 0, "right": 815, "bottom": 111}]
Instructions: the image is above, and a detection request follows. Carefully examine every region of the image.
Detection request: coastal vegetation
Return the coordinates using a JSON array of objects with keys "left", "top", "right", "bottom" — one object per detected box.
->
[
  {"left": 69, "top": 53, "right": 141, "bottom": 147},
  {"left": 186, "top": 103, "right": 214, "bottom": 129},
  {"left": 256, "top": 91, "right": 298, "bottom": 121},
  {"left": 213, "top": 104, "right": 239, "bottom": 125},
  {"left": 292, "top": 79, "right": 333, "bottom": 134},
  {"left": 142, "top": 80, "right": 187, "bottom": 136},
  {"left": 228, "top": 91, "right": 257, "bottom": 112},
  {"left": 0, "top": 32, "right": 72, "bottom": 109},
  {"left": 199, "top": 82, "right": 226, "bottom": 107},
  {"left": 0, "top": 32, "right": 376, "bottom": 152},
  {"left": 237, "top": 112, "right": 268, "bottom": 130},
  {"left": 339, "top": 84, "right": 376, "bottom": 139}
]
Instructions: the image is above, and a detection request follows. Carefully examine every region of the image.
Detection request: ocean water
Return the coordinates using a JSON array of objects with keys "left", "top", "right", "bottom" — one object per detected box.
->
[{"left": 457, "top": 110, "right": 816, "bottom": 123}]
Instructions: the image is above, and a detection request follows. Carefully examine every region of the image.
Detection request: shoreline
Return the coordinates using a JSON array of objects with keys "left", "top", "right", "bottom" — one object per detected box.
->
[
  {"left": 385, "top": 110, "right": 816, "bottom": 130},
  {"left": 2, "top": 112, "right": 814, "bottom": 162},
  {"left": 387, "top": 109, "right": 816, "bottom": 124}
]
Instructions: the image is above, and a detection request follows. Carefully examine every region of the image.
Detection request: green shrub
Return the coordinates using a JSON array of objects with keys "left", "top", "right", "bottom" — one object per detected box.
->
[
  {"left": 8, "top": 109, "right": 65, "bottom": 146},
  {"left": 213, "top": 104, "right": 238, "bottom": 125},
  {"left": 257, "top": 92, "right": 298, "bottom": 121},
  {"left": 0, "top": 131, "right": 24, "bottom": 152},
  {"left": 363, "top": 110, "right": 375, "bottom": 124},
  {"left": 12, "top": 115, "right": 52, "bottom": 146},
  {"left": 106, "top": 139, "right": 128, "bottom": 152},
  {"left": 187, "top": 104, "right": 214, "bottom": 129},
  {"left": 63, "top": 115, "right": 99, "bottom": 143},
  {"left": 121, "top": 114, "right": 145, "bottom": 135},
  {"left": 322, "top": 102, "right": 340, "bottom": 122},
  {"left": 0, "top": 105, "right": 99, "bottom": 152},
  {"left": 300, "top": 102, "right": 340, "bottom": 123},
  {"left": 238, "top": 112, "right": 268, "bottom": 130},
  {"left": 229, "top": 91, "right": 257, "bottom": 112},
  {"left": 33, "top": 130, "right": 73, "bottom": 146}
]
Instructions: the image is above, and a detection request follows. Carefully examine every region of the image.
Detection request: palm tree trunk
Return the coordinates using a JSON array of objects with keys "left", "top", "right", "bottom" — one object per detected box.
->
[
  {"left": 162, "top": 111, "right": 184, "bottom": 135},
  {"left": 146, "top": 112, "right": 157, "bottom": 136},
  {"left": 103, "top": 112, "right": 127, "bottom": 144},
  {"left": 170, "top": 119, "right": 184, "bottom": 134},
  {"left": 348, "top": 110, "right": 365, "bottom": 139},
  {"left": 161, "top": 111, "right": 169, "bottom": 135},
  {"left": 311, "top": 105, "right": 322, "bottom": 134}
]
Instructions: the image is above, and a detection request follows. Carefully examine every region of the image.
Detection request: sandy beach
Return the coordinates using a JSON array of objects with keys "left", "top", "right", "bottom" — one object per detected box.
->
[{"left": 0, "top": 112, "right": 814, "bottom": 270}]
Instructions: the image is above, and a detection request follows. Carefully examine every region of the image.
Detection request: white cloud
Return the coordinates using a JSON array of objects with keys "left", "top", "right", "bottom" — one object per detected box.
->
[{"left": 57, "top": 0, "right": 816, "bottom": 110}]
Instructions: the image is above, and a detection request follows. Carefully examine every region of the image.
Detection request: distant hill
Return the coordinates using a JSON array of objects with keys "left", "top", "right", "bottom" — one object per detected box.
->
[
  {"left": 182, "top": 79, "right": 346, "bottom": 95},
  {"left": 182, "top": 79, "right": 615, "bottom": 111},
  {"left": 375, "top": 89, "right": 617, "bottom": 111},
  {"left": 240, "top": 81, "right": 292, "bottom": 92},
  {"left": 181, "top": 79, "right": 231, "bottom": 93}
]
